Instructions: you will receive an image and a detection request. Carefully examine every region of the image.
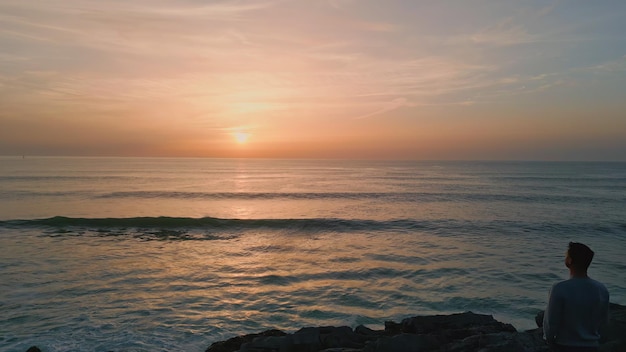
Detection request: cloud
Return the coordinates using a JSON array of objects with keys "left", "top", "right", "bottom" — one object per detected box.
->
[
  {"left": 0, "top": 0, "right": 283, "bottom": 60},
  {"left": 465, "top": 17, "right": 536, "bottom": 46},
  {"left": 353, "top": 97, "right": 413, "bottom": 120},
  {"left": 588, "top": 57, "right": 626, "bottom": 73},
  {"left": 328, "top": 0, "right": 358, "bottom": 10},
  {"left": 536, "top": 1, "right": 559, "bottom": 17}
]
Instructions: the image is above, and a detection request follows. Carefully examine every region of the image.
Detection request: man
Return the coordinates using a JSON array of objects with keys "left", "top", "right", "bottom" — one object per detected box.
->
[{"left": 544, "top": 242, "right": 610, "bottom": 352}]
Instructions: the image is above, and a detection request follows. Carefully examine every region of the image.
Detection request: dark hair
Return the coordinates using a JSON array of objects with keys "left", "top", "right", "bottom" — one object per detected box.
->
[{"left": 568, "top": 242, "right": 594, "bottom": 271}]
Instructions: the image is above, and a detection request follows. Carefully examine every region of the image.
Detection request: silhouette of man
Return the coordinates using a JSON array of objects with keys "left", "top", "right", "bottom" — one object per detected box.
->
[{"left": 544, "top": 242, "right": 609, "bottom": 352}]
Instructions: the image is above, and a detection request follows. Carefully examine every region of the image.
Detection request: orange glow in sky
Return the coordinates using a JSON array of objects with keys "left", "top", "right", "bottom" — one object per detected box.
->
[
  {"left": 234, "top": 131, "right": 251, "bottom": 145},
  {"left": 0, "top": 1, "right": 625, "bottom": 160}
]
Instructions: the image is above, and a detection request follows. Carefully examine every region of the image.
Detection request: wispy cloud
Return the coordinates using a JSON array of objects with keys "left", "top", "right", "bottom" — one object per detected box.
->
[
  {"left": 588, "top": 56, "right": 626, "bottom": 73},
  {"left": 450, "top": 17, "right": 536, "bottom": 47},
  {"left": 536, "top": 1, "right": 559, "bottom": 17},
  {"left": 328, "top": 0, "right": 358, "bottom": 10},
  {"left": 353, "top": 97, "right": 413, "bottom": 119}
]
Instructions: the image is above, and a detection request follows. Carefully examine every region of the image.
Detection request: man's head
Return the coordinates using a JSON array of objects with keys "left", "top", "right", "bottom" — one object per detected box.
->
[{"left": 565, "top": 242, "right": 594, "bottom": 273}]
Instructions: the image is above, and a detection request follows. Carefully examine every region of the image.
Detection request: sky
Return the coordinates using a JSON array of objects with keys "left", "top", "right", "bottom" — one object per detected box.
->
[{"left": 1, "top": 0, "right": 625, "bottom": 160}]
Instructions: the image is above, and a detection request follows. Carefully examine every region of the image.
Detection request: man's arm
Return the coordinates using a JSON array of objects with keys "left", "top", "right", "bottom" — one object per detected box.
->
[
  {"left": 544, "top": 284, "right": 562, "bottom": 346},
  {"left": 599, "top": 290, "right": 610, "bottom": 342}
]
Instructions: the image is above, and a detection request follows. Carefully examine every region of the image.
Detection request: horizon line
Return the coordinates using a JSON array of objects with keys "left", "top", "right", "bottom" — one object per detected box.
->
[{"left": 2, "top": 155, "right": 625, "bottom": 163}]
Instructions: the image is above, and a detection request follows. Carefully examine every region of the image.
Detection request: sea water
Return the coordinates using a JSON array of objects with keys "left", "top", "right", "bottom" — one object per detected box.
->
[{"left": 1, "top": 157, "right": 625, "bottom": 352}]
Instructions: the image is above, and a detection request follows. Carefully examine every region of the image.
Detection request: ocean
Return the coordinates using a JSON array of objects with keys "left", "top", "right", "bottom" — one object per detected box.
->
[{"left": 1, "top": 157, "right": 625, "bottom": 352}]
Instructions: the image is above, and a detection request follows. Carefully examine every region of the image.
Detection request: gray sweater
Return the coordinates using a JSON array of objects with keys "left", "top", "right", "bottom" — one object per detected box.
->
[{"left": 543, "top": 277, "right": 609, "bottom": 347}]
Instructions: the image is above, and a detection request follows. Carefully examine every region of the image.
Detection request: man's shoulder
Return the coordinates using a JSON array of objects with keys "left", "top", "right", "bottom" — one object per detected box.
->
[
  {"left": 552, "top": 277, "right": 609, "bottom": 294},
  {"left": 549, "top": 280, "right": 572, "bottom": 296},
  {"left": 588, "top": 277, "right": 610, "bottom": 294},
  {"left": 551, "top": 279, "right": 570, "bottom": 291},
  {"left": 587, "top": 277, "right": 606, "bottom": 285}
]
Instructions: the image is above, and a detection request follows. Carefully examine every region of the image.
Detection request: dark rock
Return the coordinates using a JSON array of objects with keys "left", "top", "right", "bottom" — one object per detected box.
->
[
  {"left": 364, "top": 333, "right": 431, "bottom": 352},
  {"left": 205, "top": 304, "right": 625, "bottom": 352},
  {"left": 605, "top": 303, "right": 626, "bottom": 334},
  {"left": 291, "top": 326, "right": 322, "bottom": 351},
  {"left": 400, "top": 311, "right": 516, "bottom": 335},
  {"left": 354, "top": 325, "right": 384, "bottom": 336},
  {"left": 535, "top": 310, "right": 544, "bottom": 328},
  {"left": 205, "top": 329, "right": 286, "bottom": 352},
  {"left": 238, "top": 334, "right": 289, "bottom": 352},
  {"left": 396, "top": 311, "right": 517, "bottom": 349},
  {"left": 26, "top": 347, "right": 41, "bottom": 352},
  {"left": 602, "top": 303, "right": 626, "bottom": 351},
  {"left": 318, "top": 326, "right": 363, "bottom": 349},
  {"left": 522, "top": 328, "right": 551, "bottom": 351},
  {"left": 384, "top": 320, "right": 403, "bottom": 335},
  {"left": 477, "top": 331, "right": 542, "bottom": 352},
  {"left": 292, "top": 326, "right": 366, "bottom": 350}
]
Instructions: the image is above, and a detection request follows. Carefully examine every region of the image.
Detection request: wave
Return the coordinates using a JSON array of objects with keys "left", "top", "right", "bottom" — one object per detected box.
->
[
  {"left": 1, "top": 216, "right": 624, "bottom": 236},
  {"left": 0, "top": 216, "right": 427, "bottom": 232},
  {"left": 0, "top": 175, "right": 154, "bottom": 182},
  {"left": 4, "top": 175, "right": 625, "bottom": 185},
  {"left": 90, "top": 191, "right": 624, "bottom": 204},
  {"left": 3, "top": 189, "right": 624, "bottom": 204}
]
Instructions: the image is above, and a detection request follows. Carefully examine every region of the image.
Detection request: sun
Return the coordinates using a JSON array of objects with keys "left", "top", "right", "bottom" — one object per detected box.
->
[{"left": 233, "top": 131, "right": 250, "bottom": 144}]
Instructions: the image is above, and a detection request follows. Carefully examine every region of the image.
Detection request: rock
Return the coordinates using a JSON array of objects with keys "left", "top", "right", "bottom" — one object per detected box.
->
[
  {"left": 601, "top": 303, "right": 626, "bottom": 351},
  {"left": 364, "top": 333, "right": 433, "bottom": 352},
  {"left": 519, "top": 328, "right": 551, "bottom": 352},
  {"left": 400, "top": 311, "right": 516, "bottom": 335},
  {"left": 26, "top": 347, "right": 41, "bottom": 352},
  {"left": 318, "top": 326, "right": 364, "bottom": 349},
  {"left": 384, "top": 320, "right": 403, "bottom": 335},
  {"left": 354, "top": 325, "right": 384, "bottom": 336},
  {"left": 238, "top": 335, "right": 288, "bottom": 352},
  {"left": 600, "top": 340, "right": 625, "bottom": 352},
  {"left": 205, "top": 329, "right": 286, "bottom": 352},
  {"left": 396, "top": 311, "right": 516, "bottom": 349},
  {"left": 291, "top": 326, "right": 322, "bottom": 351},
  {"left": 206, "top": 304, "right": 626, "bottom": 352},
  {"left": 535, "top": 310, "right": 544, "bottom": 328}
]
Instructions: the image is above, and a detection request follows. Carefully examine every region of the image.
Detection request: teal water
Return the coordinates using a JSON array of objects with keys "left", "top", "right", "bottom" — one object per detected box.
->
[{"left": 1, "top": 157, "right": 625, "bottom": 351}]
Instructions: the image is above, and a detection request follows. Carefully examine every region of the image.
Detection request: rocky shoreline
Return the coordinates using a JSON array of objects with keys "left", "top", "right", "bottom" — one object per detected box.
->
[
  {"left": 205, "top": 303, "right": 626, "bottom": 352},
  {"left": 23, "top": 303, "right": 625, "bottom": 352}
]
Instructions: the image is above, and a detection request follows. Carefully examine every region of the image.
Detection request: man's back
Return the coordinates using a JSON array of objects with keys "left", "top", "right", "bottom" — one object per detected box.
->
[{"left": 544, "top": 277, "right": 609, "bottom": 347}]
